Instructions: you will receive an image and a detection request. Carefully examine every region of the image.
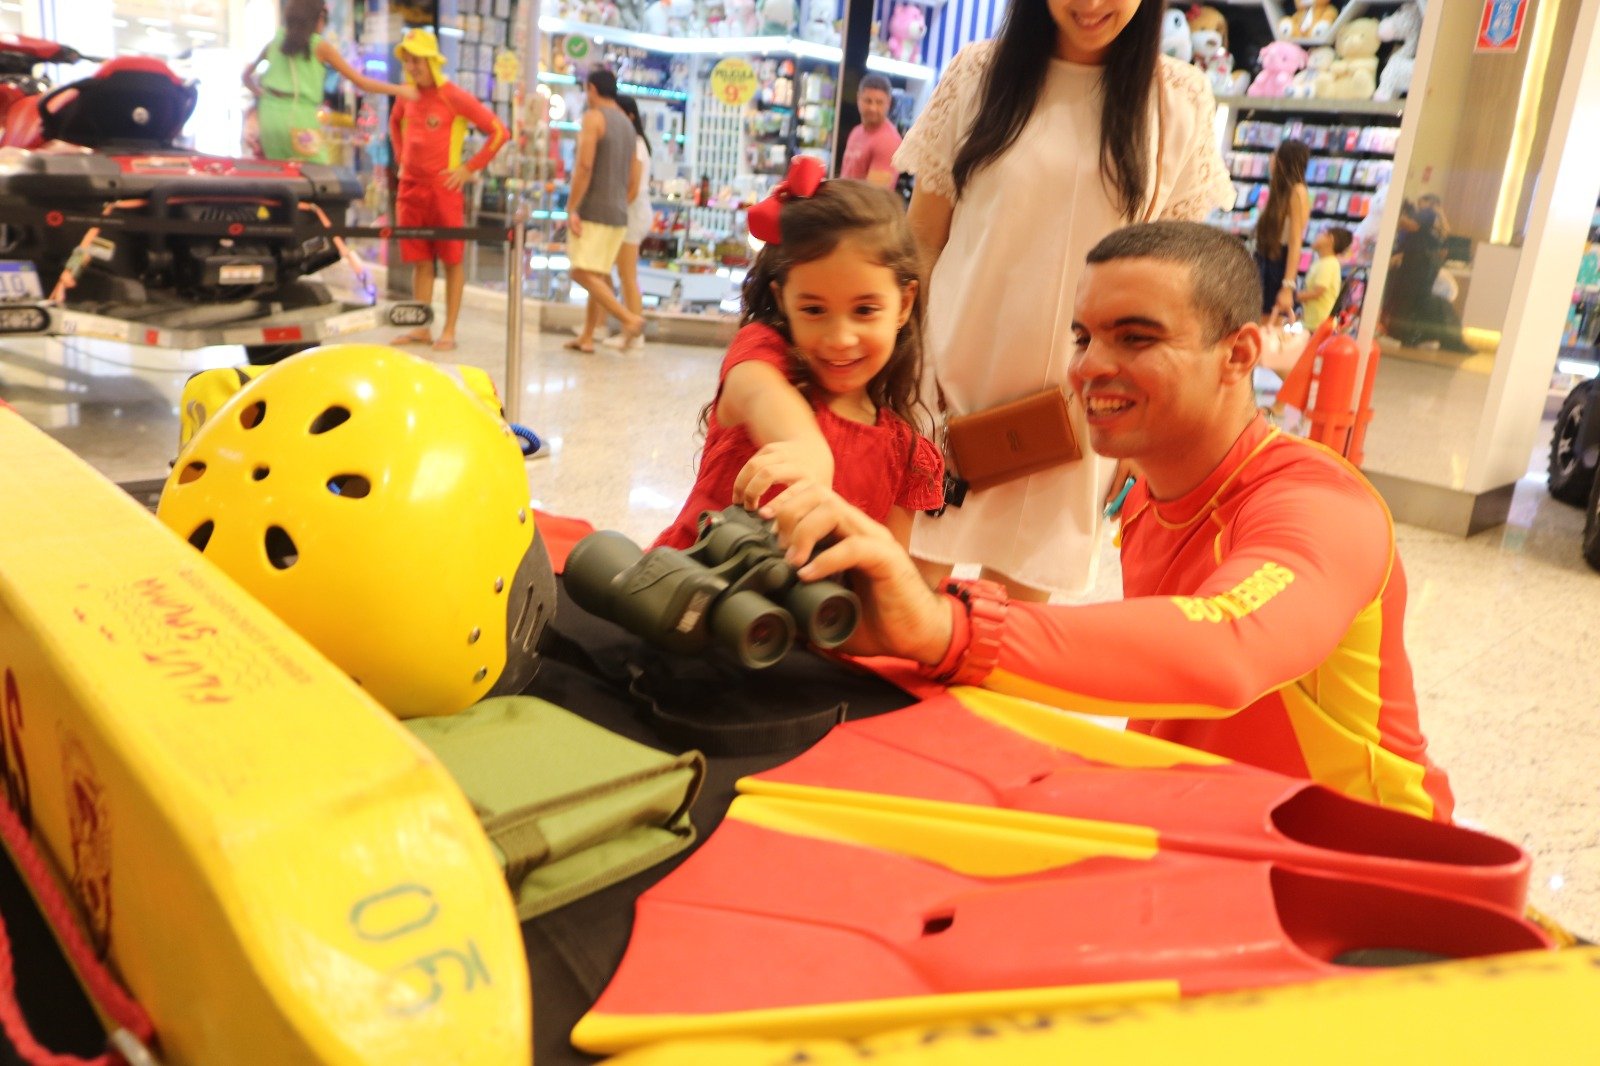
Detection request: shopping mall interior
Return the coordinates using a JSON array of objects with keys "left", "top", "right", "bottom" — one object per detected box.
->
[{"left": 1, "top": 0, "right": 1599, "bottom": 1061}]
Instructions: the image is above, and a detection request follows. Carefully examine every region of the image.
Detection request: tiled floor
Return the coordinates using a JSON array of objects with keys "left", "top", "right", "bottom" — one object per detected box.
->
[{"left": 3, "top": 295, "right": 1597, "bottom": 941}]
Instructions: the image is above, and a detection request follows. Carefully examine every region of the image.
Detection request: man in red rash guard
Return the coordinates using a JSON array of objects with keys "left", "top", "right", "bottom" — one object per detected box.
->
[
  {"left": 763, "top": 220, "right": 1454, "bottom": 823},
  {"left": 388, "top": 28, "right": 508, "bottom": 352}
]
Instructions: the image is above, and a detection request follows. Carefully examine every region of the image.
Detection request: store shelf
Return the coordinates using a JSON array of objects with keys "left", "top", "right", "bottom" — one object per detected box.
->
[
  {"left": 537, "top": 71, "right": 688, "bottom": 101},
  {"left": 536, "top": 15, "right": 936, "bottom": 82},
  {"left": 1216, "top": 95, "right": 1407, "bottom": 118}
]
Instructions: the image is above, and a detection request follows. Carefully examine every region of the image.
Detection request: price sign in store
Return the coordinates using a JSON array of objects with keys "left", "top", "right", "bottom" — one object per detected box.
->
[
  {"left": 494, "top": 50, "right": 521, "bottom": 84},
  {"left": 710, "top": 57, "right": 757, "bottom": 108},
  {"left": 1476, "top": 0, "right": 1528, "bottom": 53}
]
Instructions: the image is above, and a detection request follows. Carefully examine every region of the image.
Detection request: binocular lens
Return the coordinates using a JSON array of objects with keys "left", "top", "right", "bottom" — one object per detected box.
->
[
  {"left": 713, "top": 589, "right": 795, "bottom": 669},
  {"left": 747, "top": 615, "right": 788, "bottom": 659},
  {"left": 809, "top": 595, "right": 857, "bottom": 646},
  {"left": 785, "top": 582, "right": 860, "bottom": 649}
]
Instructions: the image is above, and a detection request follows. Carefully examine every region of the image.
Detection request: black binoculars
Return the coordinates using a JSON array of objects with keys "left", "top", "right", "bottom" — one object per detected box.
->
[{"left": 563, "top": 506, "right": 860, "bottom": 669}]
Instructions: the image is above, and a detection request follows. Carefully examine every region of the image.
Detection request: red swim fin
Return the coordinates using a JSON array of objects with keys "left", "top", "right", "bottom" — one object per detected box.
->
[
  {"left": 571, "top": 796, "right": 1550, "bottom": 1054},
  {"left": 744, "top": 690, "right": 1531, "bottom": 912}
]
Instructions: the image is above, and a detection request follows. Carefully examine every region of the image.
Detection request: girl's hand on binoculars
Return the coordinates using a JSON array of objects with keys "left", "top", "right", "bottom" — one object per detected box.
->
[
  {"left": 760, "top": 482, "right": 953, "bottom": 666},
  {"left": 734, "top": 441, "right": 835, "bottom": 511}
]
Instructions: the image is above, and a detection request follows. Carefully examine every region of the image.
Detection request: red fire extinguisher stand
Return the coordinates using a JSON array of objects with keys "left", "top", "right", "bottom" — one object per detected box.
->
[{"left": 1276, "top": 324, "right": 1382, "bottom": 462}]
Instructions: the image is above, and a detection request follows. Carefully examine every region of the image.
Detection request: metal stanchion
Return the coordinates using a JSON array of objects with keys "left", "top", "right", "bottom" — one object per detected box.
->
[{"left": 505, "top": 182, "right": 528, "bottom": 427}]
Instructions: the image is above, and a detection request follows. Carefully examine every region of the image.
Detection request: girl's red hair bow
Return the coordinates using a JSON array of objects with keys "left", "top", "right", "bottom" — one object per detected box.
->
[{"left": 746, "top": 155, "right": 826, "bottom": 245}]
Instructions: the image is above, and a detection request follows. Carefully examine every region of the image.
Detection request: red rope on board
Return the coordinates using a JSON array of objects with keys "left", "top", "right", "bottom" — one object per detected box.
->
[{"left": 0, "top": 793, "right": 155, "bottom": 1065}]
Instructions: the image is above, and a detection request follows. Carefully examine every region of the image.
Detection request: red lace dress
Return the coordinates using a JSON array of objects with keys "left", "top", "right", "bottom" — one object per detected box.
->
[{"left": 654, "top": 323, "right": 945, "bottom": 550}]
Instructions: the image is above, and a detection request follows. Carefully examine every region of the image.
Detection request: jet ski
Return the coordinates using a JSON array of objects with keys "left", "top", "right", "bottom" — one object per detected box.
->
[{"left": 0, "top": 35, "right": 361, "bottom": 320}]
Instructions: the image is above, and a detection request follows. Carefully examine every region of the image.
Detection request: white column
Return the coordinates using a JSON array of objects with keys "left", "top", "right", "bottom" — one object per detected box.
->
[{"left": 1467, "top": 0, "right": 1600, "bottom": 495}]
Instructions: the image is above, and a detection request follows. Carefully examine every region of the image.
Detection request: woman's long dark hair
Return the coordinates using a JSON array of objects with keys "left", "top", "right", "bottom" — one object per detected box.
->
[
  {"left": 950, "top": 0, "right": 1162, "bottom": 219},
  {"left": 617, "top": 95, "right": 652, "bottom": 157},
  {"left": 281, "top": 0, "right": 325, "bottom": 59},
  {"left": 1255, "top": 139, "right": 1310, "bottom": 258},
  {"left": 700, "top": 180, "right": 928, "bottom": 437}
]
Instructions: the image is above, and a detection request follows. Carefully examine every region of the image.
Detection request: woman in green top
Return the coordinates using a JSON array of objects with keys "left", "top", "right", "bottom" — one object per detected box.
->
[{"left": 243, "top": 0, "right": 412, "bottom": 163}]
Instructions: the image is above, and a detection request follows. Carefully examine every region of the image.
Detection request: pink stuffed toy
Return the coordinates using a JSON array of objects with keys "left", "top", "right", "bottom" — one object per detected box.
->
[
  {"left": 1249, "top": 40, "right": 1308, "bottom": 97},
  {"left": 887, "top": 3, "right": 926, "bottom": 63}
]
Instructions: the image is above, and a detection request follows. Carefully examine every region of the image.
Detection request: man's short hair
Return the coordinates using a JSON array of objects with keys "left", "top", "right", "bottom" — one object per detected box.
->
[
  {"left": 1326, "top": 226, "right": 1353, "bottom": 256},
  {"left": 1085, "top": 221, "right": 1261, "bottom": 341},
  {"left": 858, "top": 74, "right": 892, "bottom": 97},
  {"left": 587, "top": 68, "right": 619, "bottom": 100}
]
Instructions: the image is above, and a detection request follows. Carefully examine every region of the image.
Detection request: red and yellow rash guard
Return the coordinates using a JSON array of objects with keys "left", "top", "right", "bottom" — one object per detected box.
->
[
  {"left": 981, "top": 416, "right": 1454, "bottom": 821},
  {"left": 389, "top": 82, "right": 508, "bottom": 184}
]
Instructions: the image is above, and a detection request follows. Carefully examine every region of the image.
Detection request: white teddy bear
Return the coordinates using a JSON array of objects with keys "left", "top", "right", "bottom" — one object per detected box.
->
[
  {"left": 1161, "top": 8, "right": 1192, "bottom": 64},
  {"left": 1374, "top": 1, "right": 1425, "bottom": 101},
  {"left": 1291, "top": 45, "right": 1334, "bottom": 98}
]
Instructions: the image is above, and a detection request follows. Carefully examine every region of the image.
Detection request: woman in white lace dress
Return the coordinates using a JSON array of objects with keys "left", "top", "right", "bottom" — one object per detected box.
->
[{"left": 895, "top": 0, "right": 1235, "bottom": 600}]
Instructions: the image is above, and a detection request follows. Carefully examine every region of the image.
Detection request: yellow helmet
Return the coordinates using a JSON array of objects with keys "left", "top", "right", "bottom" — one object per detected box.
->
[{"left": 157, "top": 344, "right": 555, "bottom": 718}]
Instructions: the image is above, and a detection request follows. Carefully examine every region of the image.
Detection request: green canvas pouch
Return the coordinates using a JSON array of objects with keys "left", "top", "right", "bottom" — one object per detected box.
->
[{"left": 406, "top": 696, "right": 704, "bottom": 920}]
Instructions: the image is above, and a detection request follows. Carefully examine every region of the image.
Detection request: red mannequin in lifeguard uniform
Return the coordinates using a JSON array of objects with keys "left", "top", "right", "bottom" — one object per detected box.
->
[
  {"left": 387, "top": 28, "right": 507, "bottom": 352},
  {"left": 761, "top": 220, "right": 1454, "bottom": 823}
]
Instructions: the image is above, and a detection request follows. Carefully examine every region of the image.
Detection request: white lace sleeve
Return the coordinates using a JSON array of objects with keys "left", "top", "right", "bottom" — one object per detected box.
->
[
  {"left": 893, "top": 41, "right": 993, "bottom": 201},
  {"left": 1157, "top": 60, "right": 1237, "bottom": 222}
]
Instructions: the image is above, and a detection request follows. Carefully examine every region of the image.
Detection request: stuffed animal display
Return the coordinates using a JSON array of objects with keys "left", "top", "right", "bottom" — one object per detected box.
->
[
  {"left": 1249, "top": 40, "right": 1308, "bottom": 97},
  {"left": 1374, "top": 0, "right": 1425, "bottom": 101},
  {"left": 726, "top": 0, "right": 760, "bottom": 36},
  {"left": 802, "top": 0, "right": 839, "bottom": 45},
  {"left": 1189, "top": 5, "right": 1250, "bottom": 96},
  {"left": 1288, "top": 45, "right": 1334, "bottom": 98},
  {"left": 887, "top": 3, "right": 926, "bottom": 62},
  {"left": 1161, "top": 7, "right": 1192, "bottom": 64},
  {"left": 1279, "top": 0, "right": 1339, "bottom": 42},
  {"left": 1322, "top": 16, "right": 1380, "bottom": 99},
  {"left": 760, "top": 0, "right": 797, "bottom": 35}
]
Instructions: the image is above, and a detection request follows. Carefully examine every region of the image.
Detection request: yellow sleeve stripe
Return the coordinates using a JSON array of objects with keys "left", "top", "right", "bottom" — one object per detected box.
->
[
  {"left": 449, "top": 115, "right": 468, "bottom": 171},
  {"left": 984, "top": 667, "right": 1237, "bottom": 721},
  {"left": 951, "top": 686, "right": 1230, "bottom": 767}
]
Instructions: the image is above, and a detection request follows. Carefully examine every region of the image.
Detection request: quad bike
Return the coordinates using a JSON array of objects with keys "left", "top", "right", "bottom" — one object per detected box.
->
[{"left": 0, "top": 35, "right": 409, "bottom": 361}]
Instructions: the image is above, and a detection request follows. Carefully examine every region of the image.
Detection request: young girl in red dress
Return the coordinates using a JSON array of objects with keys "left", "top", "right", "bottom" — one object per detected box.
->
[{"left": 654, "top": 158, "right": 943, "bottom": 550}]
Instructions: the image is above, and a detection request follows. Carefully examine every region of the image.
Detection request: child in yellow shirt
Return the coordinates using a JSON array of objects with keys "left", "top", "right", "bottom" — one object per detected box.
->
[{"left": 1297, "top": 226, "right": 1352, "bottom": 332}]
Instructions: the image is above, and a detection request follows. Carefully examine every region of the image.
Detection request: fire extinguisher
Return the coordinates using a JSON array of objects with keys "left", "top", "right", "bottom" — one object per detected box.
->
[{"left": 1305, "top": 333, "right": 1361, "bottom": 453}]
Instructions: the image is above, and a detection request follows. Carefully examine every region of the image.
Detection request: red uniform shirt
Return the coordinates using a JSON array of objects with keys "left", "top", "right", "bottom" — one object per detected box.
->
[
  {"left": 389, "top": 81, "right": 507, "bottom": 184},
  {"left": 654, "top": 323, "right": 943, "bottom": 550},
  {"left": 979, "top": 416, "right": 1454, "bottom": 821}
]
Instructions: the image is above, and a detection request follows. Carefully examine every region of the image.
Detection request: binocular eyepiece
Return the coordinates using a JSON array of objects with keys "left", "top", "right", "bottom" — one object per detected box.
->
[{"left": 564, "top": 506, "right": 860, "bottom": 669}]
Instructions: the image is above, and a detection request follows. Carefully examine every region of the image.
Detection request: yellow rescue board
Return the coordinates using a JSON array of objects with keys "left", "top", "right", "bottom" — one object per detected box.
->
[{"left": 0, "top": 408, "right": 529, "bottom": 1064}]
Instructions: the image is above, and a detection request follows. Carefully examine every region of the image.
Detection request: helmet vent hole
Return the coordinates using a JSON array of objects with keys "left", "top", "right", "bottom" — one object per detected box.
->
[
  {"left": 309, "top": 406, "right": 351, "bottom": 434},
  {"left": 265, "top": 526, "right": 299, "bottom": 570},
  {"left": 240, "top": 401, "right": 267, "bottom": 429},
  {"left": 188, "top": 520, "right": 215, "bottom": 552},
  {"left": 472, "top": 667, "right": 488, "bottom": 684},
  {"left": 178, "top": 461, "right": 206, "bottom": 484},
  {"left": 512, "top": 581, "right": 546, "bottom": 650},
  {"left": 494, "top": 577, "right": 505, "bottom": 594},
  {"left": 327, "top": 474, "right": 371, "bottom": 498},
  {"left": 468, "top": 627, "right": 481, "bottom": 645},
  {"left": 252, "top": 466, "right": 270, "bottom": 481}
]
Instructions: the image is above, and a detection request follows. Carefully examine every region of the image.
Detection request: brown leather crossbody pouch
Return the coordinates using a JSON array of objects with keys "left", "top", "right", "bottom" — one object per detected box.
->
[{"left": 944, "top": 387, "right": 1082, "bottom": 493}]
